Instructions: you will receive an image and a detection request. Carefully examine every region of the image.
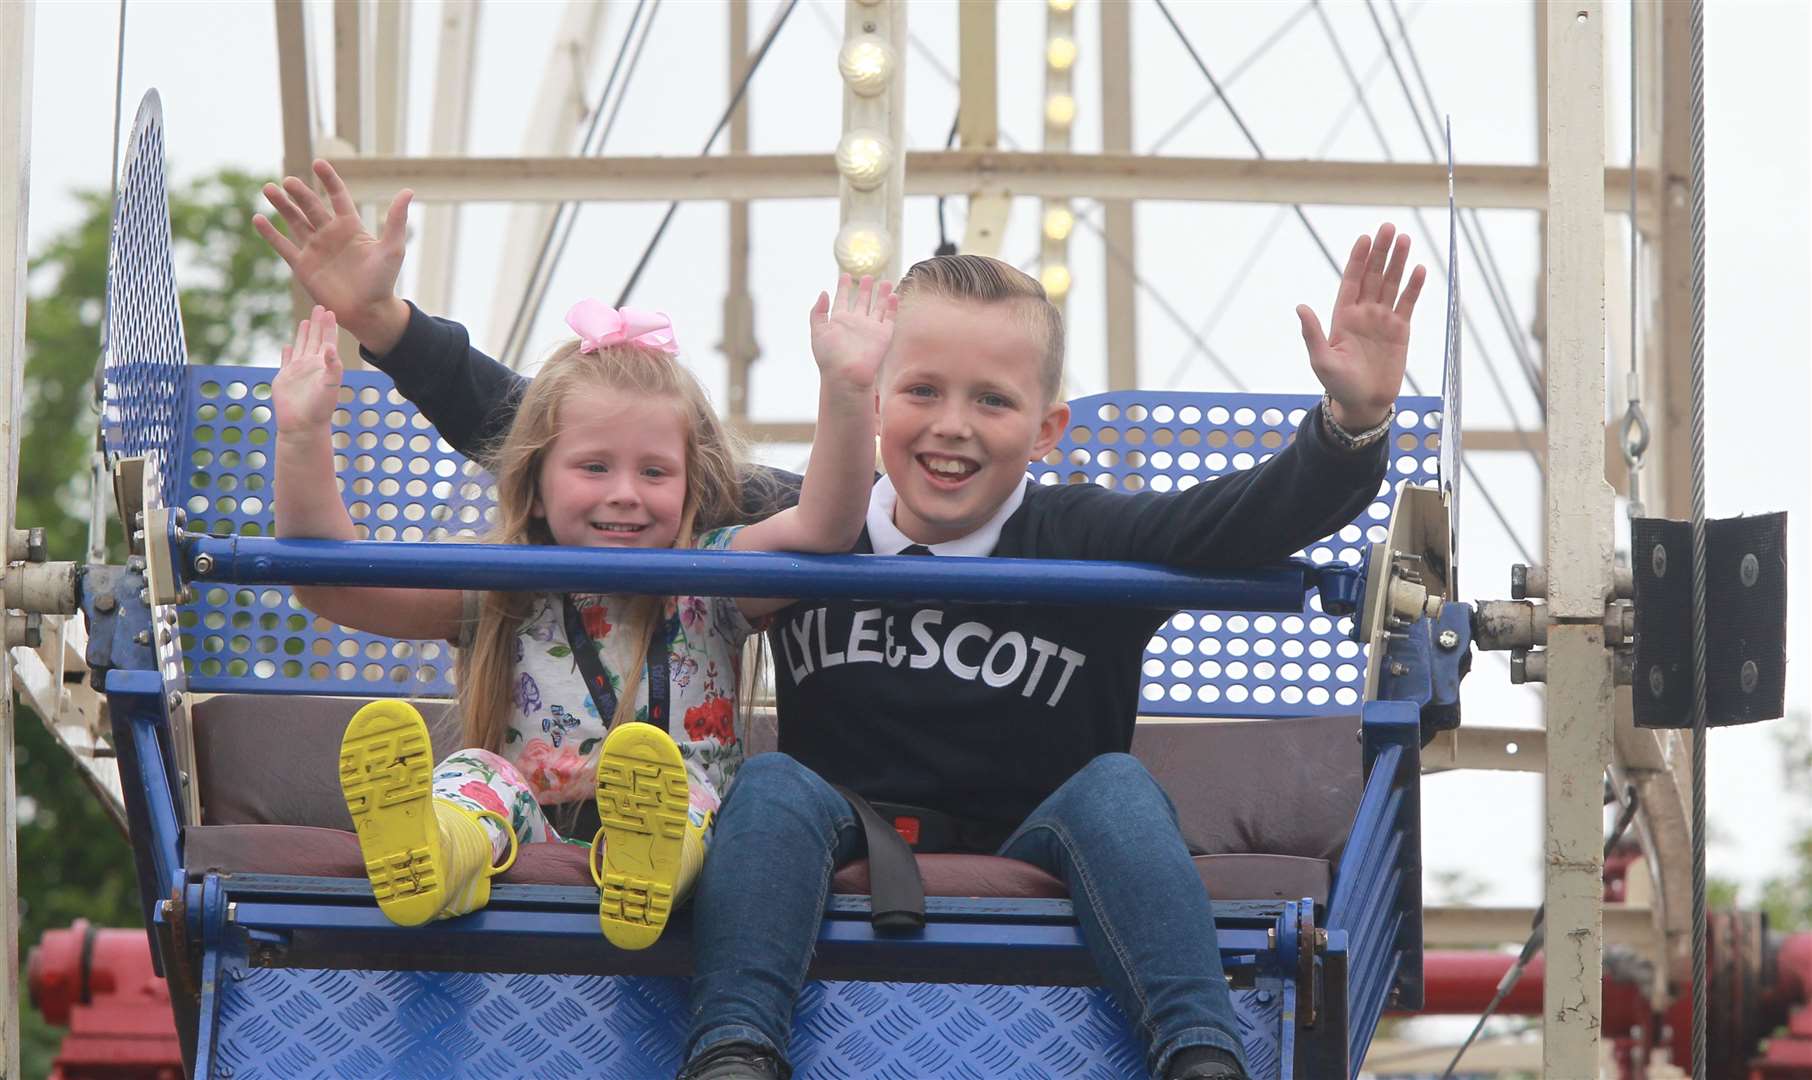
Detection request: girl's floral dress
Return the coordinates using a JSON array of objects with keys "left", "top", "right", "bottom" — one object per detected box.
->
[{"left": 434, "top": 527, "right": 751, "bottom": 861}]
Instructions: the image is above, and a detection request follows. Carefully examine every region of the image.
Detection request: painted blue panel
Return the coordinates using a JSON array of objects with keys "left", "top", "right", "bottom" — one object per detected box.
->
[
  {"left": 1032, "top": 391, "right": 1444, "bottom": 718},
  {"left": 209, "top": 965, "right": 1288, "bottom": 1079}
]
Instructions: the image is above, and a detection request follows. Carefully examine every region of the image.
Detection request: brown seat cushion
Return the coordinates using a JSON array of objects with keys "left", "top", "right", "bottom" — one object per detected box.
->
[
  {"left": 186, "top": 826, "right": 1330, "bottom": 904},
  {"left": 193, "top": 694, "right": 462, "bottom": 831},
  {"left": 191, "top": 696, "right": 1358, "bottom": 907}
]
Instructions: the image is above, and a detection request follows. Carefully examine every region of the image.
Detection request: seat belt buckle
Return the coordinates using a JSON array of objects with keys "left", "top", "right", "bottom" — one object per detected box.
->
[{"left": 891, "top": 816, "right": 921, "bottom": 848}]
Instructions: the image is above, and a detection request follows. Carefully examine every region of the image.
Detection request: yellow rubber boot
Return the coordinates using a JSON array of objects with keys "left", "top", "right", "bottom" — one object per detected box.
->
[
  {"left": 590, "top": 721, "right": 692, "bottom": 949},
  {"left": 339, "top": 700, "right": 517, "bottom": 926}
]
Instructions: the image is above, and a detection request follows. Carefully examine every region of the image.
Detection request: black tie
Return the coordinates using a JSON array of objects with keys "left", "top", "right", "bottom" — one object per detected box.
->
[{"left": 900, "top": 544, "right": 934, "bottom": 556}]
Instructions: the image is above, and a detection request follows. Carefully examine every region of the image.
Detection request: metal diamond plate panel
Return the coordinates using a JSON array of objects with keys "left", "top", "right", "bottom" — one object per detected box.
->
[
  {"left": 209, "top": 967, "right": 1289, "bottom": 1079},
  {"left": 174, "top": 366, "right": 493, "bottom": 696},
  {"left": 1028, "top": 391, "right": 1443, "bottom": 720}
]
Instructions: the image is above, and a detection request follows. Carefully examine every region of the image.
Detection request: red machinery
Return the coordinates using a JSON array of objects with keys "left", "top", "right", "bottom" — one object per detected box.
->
[{"left": 26, "top": 920, "right": 182, "bottom": 1080}]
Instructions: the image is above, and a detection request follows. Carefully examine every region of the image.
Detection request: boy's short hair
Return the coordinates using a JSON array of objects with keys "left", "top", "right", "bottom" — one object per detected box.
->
[{"left": 896, "top": 254, "right": 1067, "bottom": 404}]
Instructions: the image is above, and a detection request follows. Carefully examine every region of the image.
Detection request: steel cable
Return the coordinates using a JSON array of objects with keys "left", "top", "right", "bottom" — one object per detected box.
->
[{"left": 1687, "top": 0, "right": 1709, "bottom": 1074}]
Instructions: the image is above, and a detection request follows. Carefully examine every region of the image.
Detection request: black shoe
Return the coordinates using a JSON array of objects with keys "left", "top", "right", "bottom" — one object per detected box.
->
[
  {"left": 1164, "top": 1045, "right": 1248, "bottom": 1080},
  {"left": 676, "top": 1041, "right": 791, "bottom": 1080}
]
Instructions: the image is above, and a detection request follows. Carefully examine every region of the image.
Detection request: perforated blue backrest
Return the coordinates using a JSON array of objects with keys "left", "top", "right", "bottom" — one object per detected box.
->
[{"left": 1030, "top": 391, "right": 1442, "bottom": 719}]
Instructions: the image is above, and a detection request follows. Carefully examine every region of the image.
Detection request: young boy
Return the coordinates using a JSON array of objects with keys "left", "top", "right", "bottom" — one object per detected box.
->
[{"left": 256, "top": 161, "right": 1423, "bottom": 1080}]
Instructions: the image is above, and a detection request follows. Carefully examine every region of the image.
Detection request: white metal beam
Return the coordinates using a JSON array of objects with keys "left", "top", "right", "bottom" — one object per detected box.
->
[
  {"left": 959, "top": 0, "right": 1009, "bottom": 257},
  {"left": 274, "top": 0, "right": 316, "bottom": 323},
  {"left": 0, "top": 3, "right": 31, "bottom": 1073},
  {"left": 1100, "top": 0, "right": 1136, "bottom": 389},
  {"left": 486, "top": 0, "right": 610, "bottom": 359},
  {"left": 723, "top": 0, "right": 757, "bottom": 421},
  {"left": 412, "top": 0, "right": 480, "bottom": 316},
  {"left": 835, "top": 1, "right": 907, "bottom": 279},
  {"left": 1542, "top": 3, "right": 1614, "bottom": 1074},
  {"left": 333, "top": 152, "right": 1645, "bottom": 211},
  {"left": 371, "top": 0, "right": 409, "bottom": 159}
]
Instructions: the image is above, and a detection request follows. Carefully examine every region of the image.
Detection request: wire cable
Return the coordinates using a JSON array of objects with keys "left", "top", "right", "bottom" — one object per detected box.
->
[
  {"left": 1621, "top": 2, "right": 1650, "bottom": 519},
  {"left": 616, "top": 0, "right": 799, "bottom": 308},
  {"left": 89, "top": 0, "right": 131, "bottom": 565},
  {"left": 1440, "top": 783, "right": 1642, "bottom": 1079},
  {"left": 1152, "top": 0, "right": 1343, "bottom": 278},
  {"left": 1313, "top": 1, "right": 1545, "bottom": 477},
  {"left": 1368, "top": 0, "right": 1545, "bottom": 410},
  {"left": 1687, "top": 0, "right": 1709, "bottom": 1074},
  {"left": 1143, "top": 2, "right": 1317, "bottom": 156},
  {"left": 498, "top": 0, "right": 656, "bottom": 367},
  {"left": 1149, "top": 0, "right": 1537, "bottom": 562}
]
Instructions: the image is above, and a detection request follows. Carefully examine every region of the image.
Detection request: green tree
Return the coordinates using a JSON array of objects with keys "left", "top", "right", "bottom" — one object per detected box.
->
[{"left": 16, "top": 168, "right": 288, "bottom": 1077}]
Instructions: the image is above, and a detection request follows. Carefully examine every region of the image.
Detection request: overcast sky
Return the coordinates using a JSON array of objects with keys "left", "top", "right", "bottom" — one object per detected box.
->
[{"left": 20, "top": 0, "right": 1812, "bottom": 914}]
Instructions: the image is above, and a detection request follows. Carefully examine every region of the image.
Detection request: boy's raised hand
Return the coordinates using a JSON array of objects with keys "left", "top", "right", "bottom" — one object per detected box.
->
[
  {"left": 810, "top": 274, "right": 899, "bottom": 392},
  {"left": 1296, "top": 223, "right": 1427, "bottom": 431},
  {"left": 253, "top": 160, "right": 413, "bottom": 355},
  {"left": 274, "top": 307, "right": 344, "bottom": 438}
]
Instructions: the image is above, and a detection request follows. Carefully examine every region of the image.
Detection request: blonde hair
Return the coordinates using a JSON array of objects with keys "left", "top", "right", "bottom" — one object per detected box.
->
[
  {"left": 896, "top": 254, "right": 1067, "bottom": 402},
  {"left": 455, "top": 340, "right": 748, "bottom": 757}
]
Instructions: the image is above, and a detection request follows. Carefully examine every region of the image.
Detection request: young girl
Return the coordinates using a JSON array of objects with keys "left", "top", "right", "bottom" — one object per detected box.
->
[{"left": 273, "top": 279, "right": 894, "bottom": 949}]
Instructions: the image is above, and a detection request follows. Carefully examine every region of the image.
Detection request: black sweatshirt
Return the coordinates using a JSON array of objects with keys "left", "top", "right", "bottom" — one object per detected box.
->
[{"left": 364, "top": 303, "right": 1388, "bottom": 829}]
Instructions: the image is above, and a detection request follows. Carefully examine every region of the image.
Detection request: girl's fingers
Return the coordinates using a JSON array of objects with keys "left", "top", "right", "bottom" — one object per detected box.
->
[
  {"left": 831, "top": 273, "right": 853, "bottom": 313},
  {"left": 280, "top": 344, "right": 293, "bottom": 368},
  {"left": 379, "top": 189, "right": 413, "bottom": 252},
  {"left": 1334, "top": 234, "right": 1369, "bottom": 314},
  {"left": 283, "top": 176, "right": 335, "bottom": 231},
  {"left": 1359, "top": 223, "right": 1395, "bottom": 302},
  {"left": 810, "top": 291, "right": 831, "bottom": 324},
  {"left": 854, "top": 275, "right": 875, "bottom": 317},
  {"left": 1379, "top": 234, "right": 1411, "bottom": 302},
  {"left": 253, "top": 214, "right": 304, "bottom": 266},
  {"left": 873, "top": 281, "right": 895, "bottom": 319},
  {"left": 261, "top": 183, "right": 315, "bottom": 241},
  {"left": 1394, "top": 264, "right": 1429, "bottom": 320},
  {"left": 316, "top": 159, "right": 360, "bottom": 218}
]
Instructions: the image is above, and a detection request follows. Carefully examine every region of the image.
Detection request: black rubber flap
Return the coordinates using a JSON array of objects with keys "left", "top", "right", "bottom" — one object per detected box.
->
[{"left": 1633, "top": 513, "right": 1787, "bottom": 728}]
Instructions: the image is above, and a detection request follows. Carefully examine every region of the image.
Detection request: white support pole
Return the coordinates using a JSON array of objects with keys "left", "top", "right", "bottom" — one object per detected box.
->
[
  {"left": 833, "top": 1, "right": 907, "bottom": 280},
  {"left": 0, "top": 5, "right": 31, "bottom": 1076},
  {"left": 413, "top": 0, "right": 480, "bottom": 316},
  {"left": 485, "top": 0, "right": 609, "bottom": 358},
  {"left": 1099, "top": 0, "right": 1136, "bottom": 390},
  {"left": 371, "top": 0, "right": 410, "bottom": 160},
  {"left": 1037, "top": 0, "right": 1074, "bottom": 311},
  {"left": 723, "top": 0, "right": 758, "bottom": 421},
  {"left": 333, "top": 0, "right": 368, "bottom": 152},
  {"left": 958, "top": 0, "right": 1009, "bottom": 257},
  {"left": 274, "top": 0, "right": 316, "bottom": 323},
  {"left": 1543, "top": 3, "right": 1615, "bottom": 1076}
]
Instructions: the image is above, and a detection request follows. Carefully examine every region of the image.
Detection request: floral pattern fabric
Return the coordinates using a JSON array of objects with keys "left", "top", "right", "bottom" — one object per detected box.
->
[{"left": 499, "top": 526, "right": 751, "bottom": 805}]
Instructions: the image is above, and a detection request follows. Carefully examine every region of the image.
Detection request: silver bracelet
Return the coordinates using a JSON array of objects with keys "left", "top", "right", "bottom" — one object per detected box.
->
[{"left": 1319, "top": 393, "right": 1395, "bottom": 452}]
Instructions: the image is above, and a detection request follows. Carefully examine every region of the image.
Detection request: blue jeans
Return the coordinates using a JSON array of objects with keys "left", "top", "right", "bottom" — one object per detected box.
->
[{"left": 685, "top": 752, "right": 1248, "bottom": 1078}]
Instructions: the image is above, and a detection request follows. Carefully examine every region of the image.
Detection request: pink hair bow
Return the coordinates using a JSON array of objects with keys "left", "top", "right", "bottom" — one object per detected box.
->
[{"left": 564, "top": 299, "right": 679, "bottom": 355}]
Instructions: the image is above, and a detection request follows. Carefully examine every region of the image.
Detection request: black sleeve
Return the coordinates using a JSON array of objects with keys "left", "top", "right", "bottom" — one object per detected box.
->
[
  {"left": 1031, "top": 403, "right": 1389, "bottom": 569},
  {"left": 359, "top": 301, "right": 529, "bottom": 462},
  {"left": 363, "top": 302, "right": 806, "bottom": 524}
]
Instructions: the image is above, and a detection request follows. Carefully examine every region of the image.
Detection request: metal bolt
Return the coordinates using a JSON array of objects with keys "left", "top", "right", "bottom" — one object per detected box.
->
[
  {"left": 132, "top": 528, "right": 145, "bottom": 546},
  {"left": 1387, "top": 660, "right": 1408, "bottom": 677},
  {"left": 1740, "top": 553, "right": 1759, "bottom": 587},
  {"left": 132, "top": 511, "right": 144, "bottom": 528},
  {"left": 138, "top": 588, "right": 150, "bottom": 605},
  {"left": 1741, "top": 660, "right": 1759, "bottom": 694},
  {"left": 193, "top": 552, "right": 215, "bottom": 576},
  {"left": 1510, "top": 563, "right": 1528, "bottom": 599},
  {"left": 163, "top": 608, "right": 178, "bottom": 624},
  {"left": 1509, "top": 654, "right": 1527, "bottom": 684},
  {"left": 1651, "top": 544, "right": 1668, "bottom": 578},
  {"left": 179, "top": 585, "right": 196, "bottom": 604},
  {"left": 133, "top": 629, "right": 151, "bottom": 646},
  {"left": 1649, "top": 666, "right": 1666, "bottom": 698},
  {"left": 126, "top": 555, "right": 145, "bottom": 572},
  {"left": 94, "top": 593, "right": 116, "bottom": 613},
  {"left": 1437, "top": 628, "right": 1460, "bottom": 651},
  {"left": 159, "top": 899, "right": 174, "bottom": 917},
  {"left": 168, "top": 691, "right": 182, "bottom": 710},
  {"left": 157, "top": 627, "right": 171, "bottom": 647}
]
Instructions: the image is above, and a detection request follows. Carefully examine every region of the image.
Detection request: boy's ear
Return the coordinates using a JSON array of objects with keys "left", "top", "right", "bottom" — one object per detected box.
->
[{"left": 1028, "top": 400, "right": 1071, "bottom": 462}]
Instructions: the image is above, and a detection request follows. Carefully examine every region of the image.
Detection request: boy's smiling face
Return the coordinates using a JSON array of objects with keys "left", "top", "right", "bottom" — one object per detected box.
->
[{"left": 877, "top": 296, "right": 1070, "bottom": 545}]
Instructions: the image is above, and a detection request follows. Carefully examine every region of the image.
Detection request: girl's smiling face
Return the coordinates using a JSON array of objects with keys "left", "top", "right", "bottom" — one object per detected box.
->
[{"left": 532, "top": 388, "right": 689, "bottom": 549}]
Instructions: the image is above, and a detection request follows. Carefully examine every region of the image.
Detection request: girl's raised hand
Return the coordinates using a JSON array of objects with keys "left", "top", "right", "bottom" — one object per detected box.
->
[
  {"left": 274, "top": 306, "right": 344, "bottom": 437},
  {"left": 809, "top": 274, "right": 899, "bottom": 392},
  {"left": 1295, "top": 223, "right": 1427, "bottom": 431}
]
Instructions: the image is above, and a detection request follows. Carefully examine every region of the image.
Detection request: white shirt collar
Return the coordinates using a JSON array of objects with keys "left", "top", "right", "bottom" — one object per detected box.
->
[{"left": 865, "top": 472, "right": 1030, "bottom": 557}]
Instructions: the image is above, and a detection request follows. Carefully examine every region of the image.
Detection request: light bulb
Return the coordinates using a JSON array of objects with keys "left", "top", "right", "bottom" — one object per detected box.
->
[
  {"left": 835, "top": 224, "right": 891, "bottom": 277},
  {"left": 1045, "top": 93, "right": 1076, "bottom": 128},
  {"left": 1048, "top": 0, "right": 1076, "bottom": 11},
  {"left": 835, "top": 132, "right": 893, "bottom": 191},
  {"left": 1041, "top": 264, "right": 1072, "bottom": 298},
  {"left": 838, "top": 40, "right": 893, "bottom": 96},
  {"left": 1046, "top": 37, "right": 1077, "bottom": 71},
  {"left": 1043, "top": 207, "right": 1075, "bottom": 241}
]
